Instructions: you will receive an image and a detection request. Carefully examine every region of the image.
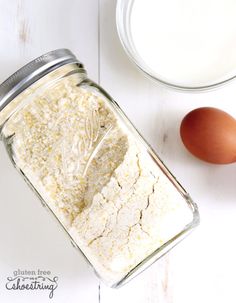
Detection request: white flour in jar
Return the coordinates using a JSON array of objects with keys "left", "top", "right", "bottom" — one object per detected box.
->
[{"left": 2, "top": 75, "right": 193, "bottom": 285}]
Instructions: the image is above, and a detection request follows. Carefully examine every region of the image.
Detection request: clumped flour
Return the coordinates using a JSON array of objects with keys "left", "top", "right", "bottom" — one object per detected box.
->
[{"left": 2, "top": 75, "right": 193, "bottom": 285}]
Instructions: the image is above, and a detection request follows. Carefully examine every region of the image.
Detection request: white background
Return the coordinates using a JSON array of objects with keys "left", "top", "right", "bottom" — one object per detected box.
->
[{"left": 0, "top": 0, "right": 236, "bottom": 302}]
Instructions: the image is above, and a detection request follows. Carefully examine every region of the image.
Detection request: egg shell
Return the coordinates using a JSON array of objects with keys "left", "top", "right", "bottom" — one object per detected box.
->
[{"left": 180, "top": 107, "right": 236, "bottom": 164}]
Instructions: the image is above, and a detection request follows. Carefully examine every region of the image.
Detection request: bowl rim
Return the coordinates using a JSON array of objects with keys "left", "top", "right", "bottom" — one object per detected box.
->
[{"left": 116, "top": 0, "right": 236, "bottom": 92}]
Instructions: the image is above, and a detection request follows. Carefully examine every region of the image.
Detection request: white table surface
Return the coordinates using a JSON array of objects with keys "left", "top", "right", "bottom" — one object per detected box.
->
[{"left": 0, "top": 1, "right": 236, "bottom": 302}]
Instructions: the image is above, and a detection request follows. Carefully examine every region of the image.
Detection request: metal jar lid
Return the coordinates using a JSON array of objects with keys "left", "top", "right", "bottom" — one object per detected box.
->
[{"left": 0, "top": 49, "right": 81, "bottom": 112}]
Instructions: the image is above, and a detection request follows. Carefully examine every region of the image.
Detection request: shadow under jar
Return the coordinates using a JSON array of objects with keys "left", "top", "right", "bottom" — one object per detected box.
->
[{"left": 0, "top": 49, "right": 199, "bottom": 287}]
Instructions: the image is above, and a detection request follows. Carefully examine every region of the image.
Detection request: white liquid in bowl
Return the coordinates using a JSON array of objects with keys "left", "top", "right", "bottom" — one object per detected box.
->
[{"left": 130, "top": 0, "right": 236, "bottom": 88}]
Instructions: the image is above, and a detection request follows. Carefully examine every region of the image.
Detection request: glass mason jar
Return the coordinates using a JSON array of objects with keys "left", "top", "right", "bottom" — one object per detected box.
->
[{"left": 0, "top": 49, "right": 199, "bottom": 287}]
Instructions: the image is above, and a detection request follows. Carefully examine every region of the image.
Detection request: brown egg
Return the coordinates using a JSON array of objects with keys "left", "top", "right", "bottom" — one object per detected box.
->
[{"left": 180, "top": 107, "right": 236, "bottom": 164}]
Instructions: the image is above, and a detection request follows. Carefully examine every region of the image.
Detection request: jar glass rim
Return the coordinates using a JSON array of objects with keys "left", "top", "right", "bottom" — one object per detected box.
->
[{"left": 0, "top": 49, "right": 80, "bottom": 113}]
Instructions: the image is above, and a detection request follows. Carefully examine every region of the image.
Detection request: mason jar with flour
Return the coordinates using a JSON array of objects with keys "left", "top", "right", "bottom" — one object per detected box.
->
[{"left": 0, "top": 49, "right": 199, "bottom": 287}]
